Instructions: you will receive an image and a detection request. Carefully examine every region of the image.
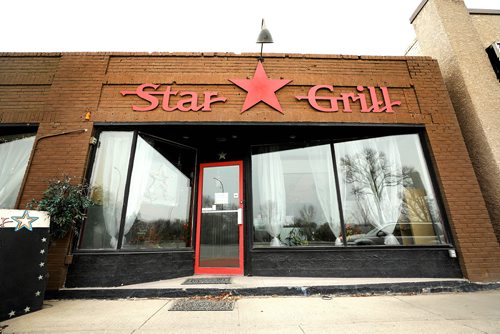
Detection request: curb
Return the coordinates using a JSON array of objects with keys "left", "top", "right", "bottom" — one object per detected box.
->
[{"left": 46, "top": 281, "right": 500, "bottom": 299}]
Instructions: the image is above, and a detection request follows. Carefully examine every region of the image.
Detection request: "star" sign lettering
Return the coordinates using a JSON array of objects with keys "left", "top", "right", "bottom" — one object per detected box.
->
[{"left": 229, "top": 61, "right": 291, "bottom": 114}]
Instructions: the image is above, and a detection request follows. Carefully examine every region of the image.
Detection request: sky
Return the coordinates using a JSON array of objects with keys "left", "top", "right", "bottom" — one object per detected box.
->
[{"left": 0, "top": 0, "right": 497, "bottom": 56}]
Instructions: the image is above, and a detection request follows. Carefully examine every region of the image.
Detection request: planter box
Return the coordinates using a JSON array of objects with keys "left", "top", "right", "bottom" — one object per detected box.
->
[{"left": 0, "top": 209, "right": 50, "bottom": 321}]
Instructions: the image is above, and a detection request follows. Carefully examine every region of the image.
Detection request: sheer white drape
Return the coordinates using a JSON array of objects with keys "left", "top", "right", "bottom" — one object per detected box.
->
[
  {"left": 0, "top": 136, "right": 35, "bottom": 209},
  {"left": 306, "top": 144, "right": 342, "bottom": 246},
  {"left": 336, "top": 136, "right": 404, "bottom": 245},
  {"left": 142, "top": 143, "right": 185, "bottom": 208},
  {"left": 124, "top": 136, "right": 154, "bottom": 239},
  {"left": 90, "top": 132, "right": 133, "bottom": 249},
  {"left": 253, "top": 151, "right": 286, "bottom": 247},
  {"left": 124, "top": 136, "right": 190, "bottom": 232}
]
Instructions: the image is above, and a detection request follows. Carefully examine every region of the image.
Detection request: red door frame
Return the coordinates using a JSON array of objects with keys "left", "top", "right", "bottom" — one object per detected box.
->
[{"left": 194, "top": 160, "right": 244, "bottom": 275}]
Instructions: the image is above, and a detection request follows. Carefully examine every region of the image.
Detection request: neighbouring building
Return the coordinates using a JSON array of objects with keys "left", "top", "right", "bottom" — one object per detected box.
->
[
  {"left": 1, "top": 51, "right": 499, "bottom": 290},
  {"left": 407, "top": 0, "right": 500, "bottom": 242}
]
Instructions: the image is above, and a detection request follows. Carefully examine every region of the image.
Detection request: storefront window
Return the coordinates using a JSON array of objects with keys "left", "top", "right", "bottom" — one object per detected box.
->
[
  {"left": 80, "top": 132, "right": 133, "bottom": 249},
  {"left": 335, "top": 134, "right": 447, "bottom": 246},
  {"left": 79, "top": 131, "right": 195, "bottom": 250},
  {"left": 252, "top": 144, "right": 341, "bottom": 247},
  {"left": 0, "top": 134, "right": 36, "bottom": 209},
  {"left": 122, "top": 136, "right": 192, "bottom": 249},
  {"left": 252, "top": 133, "right": 447, "bottom": 248}
]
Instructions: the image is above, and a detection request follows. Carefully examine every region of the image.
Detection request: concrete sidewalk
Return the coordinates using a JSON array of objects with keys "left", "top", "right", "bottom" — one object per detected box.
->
[{"left": 2, "top": 290, "right": 500, "bottom": 333}]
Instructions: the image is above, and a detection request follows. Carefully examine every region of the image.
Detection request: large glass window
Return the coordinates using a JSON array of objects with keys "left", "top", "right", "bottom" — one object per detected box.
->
[
  {"left": 336, "top": 134, "right": 447, "bottom": 247},
  {"left": 0, "top": 133, "right": 36, "bottom": 209},
  {"left": 252, "top": 144, "right": 341, "bottom": 247},
  {"left": 252, "top": 134, "right": 448, "bottom": 247},
  {"left": 122, "top": 136, "right": 192, "bottom": 249},
  {"left": 79, "top": 131, "right": 196, "bottom": 250}
]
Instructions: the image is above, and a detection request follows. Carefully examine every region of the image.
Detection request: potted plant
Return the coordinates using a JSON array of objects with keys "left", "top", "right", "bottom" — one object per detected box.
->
[
  {"left": 27, "top": 176, "right": 93, "bottom": 290},
  {"left": 0, "top": 175, "right": 92, "bottom": 320},
  {"left": 27, "top": 175, "right": 93, "bottom": 241}
]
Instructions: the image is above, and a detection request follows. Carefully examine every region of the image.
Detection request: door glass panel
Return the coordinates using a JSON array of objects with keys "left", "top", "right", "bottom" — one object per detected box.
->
[{"left": 199, "top": 165, "right": 240, "bottom": 268}]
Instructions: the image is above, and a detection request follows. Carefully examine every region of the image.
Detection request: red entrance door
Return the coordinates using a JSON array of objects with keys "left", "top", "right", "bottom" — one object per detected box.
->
[{"left": 194, "top": 161, "right": 244, "bottom": 275}]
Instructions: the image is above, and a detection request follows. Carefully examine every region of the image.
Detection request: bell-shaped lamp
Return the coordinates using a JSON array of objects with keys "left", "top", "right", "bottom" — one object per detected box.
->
[{"left": 257, "top": 19, "right": 273, "bottom": 61}]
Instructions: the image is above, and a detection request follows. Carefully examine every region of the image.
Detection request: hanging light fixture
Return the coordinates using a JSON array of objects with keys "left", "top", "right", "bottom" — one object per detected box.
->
[{"left": 257, "top": 19, "right": 273, "bottom": 61}]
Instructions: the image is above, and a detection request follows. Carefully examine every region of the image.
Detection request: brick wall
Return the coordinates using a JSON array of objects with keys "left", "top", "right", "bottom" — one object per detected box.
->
[
  {"left": 0, "top": 53, "right": 105, "bottom": 290},
  {"left": 1, "top": 52, "right": 499, "bottom": 285},
  {"left": 412, "top": 0, "right": 500, "bottom": 247}
]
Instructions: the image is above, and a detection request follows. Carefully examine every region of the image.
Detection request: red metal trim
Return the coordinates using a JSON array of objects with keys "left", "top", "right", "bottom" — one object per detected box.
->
[{"left": 194, "top": 160, "right": 244, "bottom": 275}]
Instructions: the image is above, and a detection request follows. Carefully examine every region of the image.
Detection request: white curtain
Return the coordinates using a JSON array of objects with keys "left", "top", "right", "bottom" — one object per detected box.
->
[
  {"left": 336, "top": 136, "right": 404, "bottom": 245},
  {"left": 253, "top": 150, "right": 286, "bottom": 247},
  {"left": 306, "top": 144, "right": 342, "bottom": 246},
  {"left": 0, "top": 136, "right": 35, "bottom": 209},
  {"left": 143, "top": 146, "right": 184, "bottom": 208},
  {"left": 90, "top": 132, "right": 133, "bottom": 249},
  {"left": 123, "top": 136, "right": 154, "bottom": 238}
]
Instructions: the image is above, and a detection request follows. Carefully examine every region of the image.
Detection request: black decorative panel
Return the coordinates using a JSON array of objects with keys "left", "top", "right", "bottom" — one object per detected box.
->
[{"left": 0, "top": 210, "right": 50, "bottom": 321}]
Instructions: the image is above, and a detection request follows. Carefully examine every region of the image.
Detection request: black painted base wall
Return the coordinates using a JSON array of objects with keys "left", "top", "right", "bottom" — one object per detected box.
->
[
  {"left": 65, "top": 251, "right": 194, "bottom": 288},
  {"left": 65, "top": 248, "right": 462, "bottom": 288},
  {"left": 249, "top": 248, "right": 463, "bottom": 278}
]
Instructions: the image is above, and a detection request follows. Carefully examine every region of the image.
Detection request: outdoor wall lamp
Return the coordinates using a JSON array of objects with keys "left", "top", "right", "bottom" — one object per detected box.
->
[{"left": 257, "top": 19, "right": 273, "bottom": 61}]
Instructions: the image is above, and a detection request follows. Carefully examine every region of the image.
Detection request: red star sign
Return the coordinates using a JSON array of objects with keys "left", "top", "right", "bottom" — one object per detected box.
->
[{"left": 229, "top": 61, "right": 291, "bottom": 114}]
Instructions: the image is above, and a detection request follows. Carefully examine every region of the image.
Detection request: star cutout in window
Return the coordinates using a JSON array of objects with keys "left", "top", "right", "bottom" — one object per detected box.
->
[{"left": 218, "top": 152, "right": 227, "bottom": 160}]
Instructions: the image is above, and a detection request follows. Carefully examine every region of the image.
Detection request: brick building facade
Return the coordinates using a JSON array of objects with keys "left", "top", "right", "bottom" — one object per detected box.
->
[
  {"left": 1, "top": 52, "right": 499, "bottom": 290},
  {"left": 407, "top": 0, "right": 500, "bottom": 243}
]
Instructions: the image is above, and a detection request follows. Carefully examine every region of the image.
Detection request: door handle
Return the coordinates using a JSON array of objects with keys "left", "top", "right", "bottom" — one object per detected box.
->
[{"left": 237, "top": 208, "right": 243, "bottom": 225}]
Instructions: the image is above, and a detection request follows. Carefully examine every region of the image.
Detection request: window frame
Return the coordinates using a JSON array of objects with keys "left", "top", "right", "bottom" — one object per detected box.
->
[
  {"left": 249, "top": 130, "right": 454, "bottom": 249},
  {"left": 77, "top": 129, "right": 198, "bottom": 252}
]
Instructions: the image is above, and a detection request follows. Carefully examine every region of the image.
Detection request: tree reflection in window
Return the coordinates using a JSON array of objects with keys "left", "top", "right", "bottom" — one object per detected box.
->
[
  {"left": 336, "top": 134, "right": 447, "bottom": 246},
  {"left": 252, "top": 134, "right": 447, "bottom": 247}
]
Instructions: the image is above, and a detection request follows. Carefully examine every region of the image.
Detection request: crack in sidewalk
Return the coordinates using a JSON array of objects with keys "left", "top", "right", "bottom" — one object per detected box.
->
[{"left": 130, "top": 299, "right": 172, "bottom": 334}]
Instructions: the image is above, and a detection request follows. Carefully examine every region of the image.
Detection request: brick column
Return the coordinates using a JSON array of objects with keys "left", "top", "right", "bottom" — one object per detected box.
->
[
  {"left": 19, "top": 54, "right": 109, "bottom": 290},
  {"left": 411, "top": 0, "right": 500, "bottom": 243}
]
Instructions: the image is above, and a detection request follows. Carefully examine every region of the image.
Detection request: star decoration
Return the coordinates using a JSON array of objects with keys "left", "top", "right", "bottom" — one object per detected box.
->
[
  {"left": 229, "top": 61, "right": 291, "bottom": 114},
  {"left": 24, "top": 306, "right": 30, "bottom": 313},
  {"left": 35, "top": 291, "right": 41, "bottom": 297},
  {"left": 12, "top": 210, "right": 39, "bottom": 232},
  {"left": 41, "top": 237, "right": 47, "bottom": 242},
  {"left": 38, "top": 275, "right": 43, "bottom": 280},
  {"left": 218, "top": 152, "right": 227, "bottom": 160},
  {"left": 9, "top": 310, "right": 15, "bottom": 318},
  {"left": 40, "top": 249, "right": 45, "bottom": 254},
  {"left": 39, "top": 262, "right": 45, "bottom": 267}
]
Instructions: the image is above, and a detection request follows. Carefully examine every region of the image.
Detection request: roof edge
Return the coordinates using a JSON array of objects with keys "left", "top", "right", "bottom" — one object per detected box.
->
[
  {"left": 0, "top": 52, "right": 433, "bottom": 61},
  {"left": 410, "top": 0, "right": 429, "bottom": 24},
  {"left": 468, "top": 8, "right": 500, "bottom": 15}
]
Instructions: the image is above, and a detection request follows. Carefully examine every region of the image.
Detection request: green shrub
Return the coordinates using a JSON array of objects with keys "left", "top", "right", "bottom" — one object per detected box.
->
[{"left": 27, "top": 176, "right": 93, "bottom": 240}]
